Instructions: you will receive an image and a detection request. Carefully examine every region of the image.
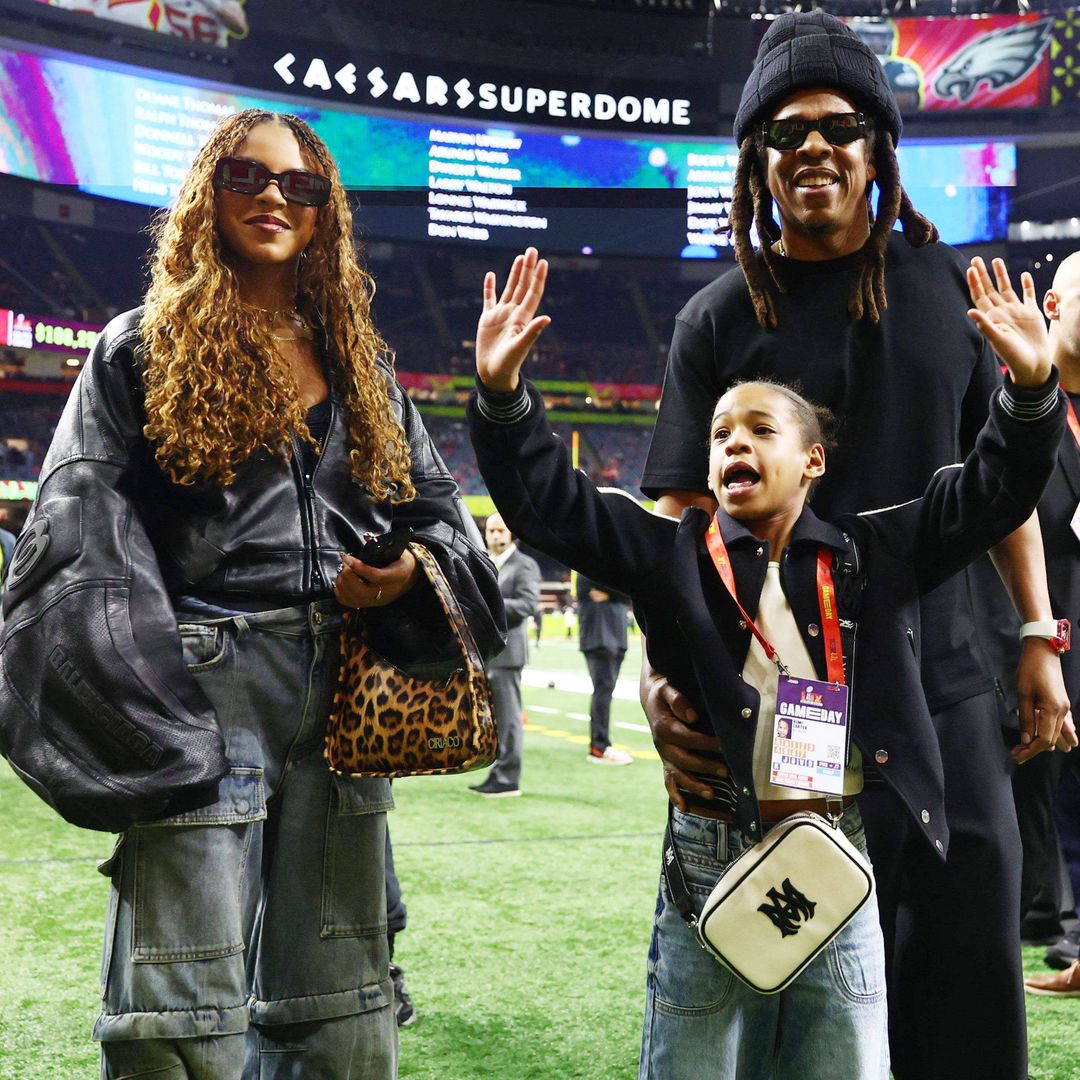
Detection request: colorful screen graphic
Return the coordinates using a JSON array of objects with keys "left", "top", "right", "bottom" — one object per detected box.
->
[
  {"left": 37, "top": 1, "right": 249, "bottom": 48},
  {"left": 845, "top": 15, "right": 1062, "bottom": 112},
  {"left": 0, "top": 42, "right": 1015, "bottom": 256}
]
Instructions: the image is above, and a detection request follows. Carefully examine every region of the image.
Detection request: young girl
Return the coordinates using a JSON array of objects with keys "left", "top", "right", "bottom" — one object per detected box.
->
[{"left": 467, "top": 249, "right": 1068, "bottom": 1079}]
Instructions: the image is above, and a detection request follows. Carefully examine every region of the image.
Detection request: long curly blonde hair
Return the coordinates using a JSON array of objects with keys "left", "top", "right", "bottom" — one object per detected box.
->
[{"left": 140, "top": 109, "right": 415, "bottom": 501}]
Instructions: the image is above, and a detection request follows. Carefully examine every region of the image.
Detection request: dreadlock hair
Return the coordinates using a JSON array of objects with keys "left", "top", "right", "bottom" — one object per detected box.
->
[{"left": 728, "top": 121, "right": 939, "bottom": 331}]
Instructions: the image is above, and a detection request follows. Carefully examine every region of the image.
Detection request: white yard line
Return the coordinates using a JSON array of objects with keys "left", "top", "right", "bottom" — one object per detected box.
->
[{"left": 523, "top": 669, "right": 640, "bottom": 701}]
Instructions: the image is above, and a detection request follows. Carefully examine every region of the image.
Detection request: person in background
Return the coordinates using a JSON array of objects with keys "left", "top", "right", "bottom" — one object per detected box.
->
[
  {"left": 468, "top": 512, "right": 541, "bottom": 798},
  {"left": 577, "top": 573, "right": 633, "bottom": 766},
  {"left": 1020, "top": 251, "right": 1080, "bottom": 999},
  {"left": 384, "top": 829, "right": 416, "bottom": 1027},
  {"left": 637, "top": 14, "right": 1071, "bottom": 1079}
]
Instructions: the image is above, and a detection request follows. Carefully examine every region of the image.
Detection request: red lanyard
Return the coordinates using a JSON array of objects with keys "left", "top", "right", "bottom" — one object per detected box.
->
[
  {"left": 1067, "top": 398, "right": 1080, "bottom": 454},
  {"left": 704, "top": 515, "right": 846, "bottom": 686}
]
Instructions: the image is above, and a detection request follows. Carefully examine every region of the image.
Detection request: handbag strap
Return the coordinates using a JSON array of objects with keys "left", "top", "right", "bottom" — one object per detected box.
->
[
  {"left": 407, "top": 542, "right": 486, "bottom": 678},
  {"left": 662, "top": 802, "right": 701, "bottom": 929}
]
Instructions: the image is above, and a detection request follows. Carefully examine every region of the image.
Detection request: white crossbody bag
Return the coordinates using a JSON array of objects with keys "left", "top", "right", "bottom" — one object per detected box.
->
[{"left": 663, "top": 804, "right": 874, "bottom": 994}]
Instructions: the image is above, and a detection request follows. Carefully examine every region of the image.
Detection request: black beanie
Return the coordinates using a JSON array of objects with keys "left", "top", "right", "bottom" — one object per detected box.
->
[{"left": 734, "top": 10, "right": 902, "bottom": 148}]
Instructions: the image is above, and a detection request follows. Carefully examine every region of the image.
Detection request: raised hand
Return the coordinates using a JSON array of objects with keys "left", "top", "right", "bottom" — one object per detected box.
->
[
  {"left": 476, "top": 247, "right": 551, "bottom": 393},
  {"left": 967, "top": 256, "right": 1052, "bottom": 389}
]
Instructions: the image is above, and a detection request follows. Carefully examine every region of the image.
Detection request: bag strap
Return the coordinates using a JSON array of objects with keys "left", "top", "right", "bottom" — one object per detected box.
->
[
  {"left": 408, "top": 542, "right": 487, "bottom": 679},
  {"left": 662, "top": 802, "right": 700, "bottom": 929}
]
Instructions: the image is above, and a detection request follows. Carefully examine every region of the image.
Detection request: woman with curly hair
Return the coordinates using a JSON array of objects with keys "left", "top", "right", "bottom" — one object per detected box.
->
[{"left": 0, "top": 108, "right": 502, "bottom": 1078}]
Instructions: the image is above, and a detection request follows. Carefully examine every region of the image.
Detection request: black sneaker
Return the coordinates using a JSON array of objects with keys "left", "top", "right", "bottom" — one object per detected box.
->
[
  {"left": 468, "top": 779, "right": 521, "bottom": 798},
  {"left": 1044, "top": 929, "right": 1080, "bottom": 970},
  {"left": 389, "top": 962, "right": 417, "bottom": 1027}
]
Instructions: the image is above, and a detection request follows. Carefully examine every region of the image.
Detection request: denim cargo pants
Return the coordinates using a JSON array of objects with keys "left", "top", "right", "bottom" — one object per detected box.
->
[{"left": 95, "top": 598, "right": 398, "bottom": 1079}]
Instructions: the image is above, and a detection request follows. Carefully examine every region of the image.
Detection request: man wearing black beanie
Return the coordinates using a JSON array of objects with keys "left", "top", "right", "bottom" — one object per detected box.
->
[{"left": 641, "top": 11, "right": 1071, "bottom": 1080}]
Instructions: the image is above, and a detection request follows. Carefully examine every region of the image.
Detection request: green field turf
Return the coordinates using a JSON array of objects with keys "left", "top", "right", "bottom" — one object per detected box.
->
[{"left": 2, "top": 635, "right": 1078, "bottom": 1078}]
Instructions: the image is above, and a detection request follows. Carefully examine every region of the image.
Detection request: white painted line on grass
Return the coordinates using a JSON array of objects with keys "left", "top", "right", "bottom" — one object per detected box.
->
[{"left": 523, "top": 669, "right": 640, "bottom": 701}]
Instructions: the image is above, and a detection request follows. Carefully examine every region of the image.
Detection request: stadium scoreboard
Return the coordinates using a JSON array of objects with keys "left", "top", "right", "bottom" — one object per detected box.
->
[{"left": 0, "top": 41, "right": 1014, "bottom": 257}]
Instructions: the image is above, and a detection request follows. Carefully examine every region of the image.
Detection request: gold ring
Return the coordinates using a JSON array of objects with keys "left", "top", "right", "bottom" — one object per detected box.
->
[{"left": 375, "top": 586, "right": 383, "bottom": 602}]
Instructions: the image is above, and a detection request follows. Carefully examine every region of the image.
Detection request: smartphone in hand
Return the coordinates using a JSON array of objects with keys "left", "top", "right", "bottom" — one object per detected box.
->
[{"left": 355, "top": 529, "right": 414, "bottom": 567}]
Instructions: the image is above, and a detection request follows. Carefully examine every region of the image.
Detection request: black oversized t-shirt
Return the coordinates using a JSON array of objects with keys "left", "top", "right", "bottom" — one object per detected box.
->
[{"left": 641, "top": 233, "right": 1003, "bottom": 710}]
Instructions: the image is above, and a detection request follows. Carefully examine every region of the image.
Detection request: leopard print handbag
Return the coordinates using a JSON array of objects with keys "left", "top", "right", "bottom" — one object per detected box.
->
[{"left": 325, "top": 543, "right": 498, "bottom": 777}]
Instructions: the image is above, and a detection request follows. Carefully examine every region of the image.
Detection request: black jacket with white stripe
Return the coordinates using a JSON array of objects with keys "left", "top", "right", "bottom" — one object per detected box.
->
[{"left": 468, "top": 373, "right": 1065, "bottom": 857}]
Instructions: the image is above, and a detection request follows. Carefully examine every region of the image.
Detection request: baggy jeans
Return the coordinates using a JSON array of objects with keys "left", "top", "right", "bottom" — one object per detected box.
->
[
  {"left": 639, "top": 804, "right": 889, "bottom": 1080},
  {"left": 95, "top": 599, "right": 398, "bottom": 1079}
]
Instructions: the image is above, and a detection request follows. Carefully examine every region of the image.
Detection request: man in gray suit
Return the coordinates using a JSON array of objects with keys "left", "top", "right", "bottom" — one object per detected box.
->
[{"left": 469, "top": 512, "right": 541, "bottom": 797}]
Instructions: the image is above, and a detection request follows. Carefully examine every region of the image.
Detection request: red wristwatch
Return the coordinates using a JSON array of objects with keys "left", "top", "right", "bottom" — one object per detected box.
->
[{"left": 1019, "top": 619, "right": 1072, "bottom": 656}]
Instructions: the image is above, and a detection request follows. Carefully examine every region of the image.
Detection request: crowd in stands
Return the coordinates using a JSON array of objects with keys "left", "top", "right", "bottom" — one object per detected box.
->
[
  {"left": 369, "top": 248, "right": 686, "bottom": 386},
  {"left": 585, "top": 424, "right": 653, "bottom": 498},
  {"left": 0, "top": 393, "right": 64, "bottom": 481},
  {"left": 0, "top": 216, "right": 696, "bottom": 497},
  {"left": 421, "top": 412, "right": 652, "bottom": 497},
  {"left": 419, "top": 415, "right": 484, "bottom": 494},
  {"left": 0, "top": 215, "right": 147, "bottom": 323}
]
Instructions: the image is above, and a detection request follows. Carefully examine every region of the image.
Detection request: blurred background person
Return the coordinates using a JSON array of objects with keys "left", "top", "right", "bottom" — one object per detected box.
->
[
  {"left": 577, "top": 573, "right": 633, "bottom": 766},
  {"left": 469, "top": 512, "right": 541, "bottom": 798}
]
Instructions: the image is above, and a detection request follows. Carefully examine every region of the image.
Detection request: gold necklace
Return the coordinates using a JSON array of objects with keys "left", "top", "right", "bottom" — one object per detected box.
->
[
  {"left": 778, "top": 236, "right": 786, "bottom": 256},
  {"left": 247, "top": 302, "right": 300, "bottom": 319},
  {"left": 270, "top": 324, "right": 314, "bottom": 342},
  {"left": 255, "top": 305, "right": 313, "bottom": 342}
]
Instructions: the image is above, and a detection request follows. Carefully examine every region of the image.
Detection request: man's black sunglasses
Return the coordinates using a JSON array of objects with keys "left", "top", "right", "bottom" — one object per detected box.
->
[
  {"left": 213, "top": 157, "right": 332, "bottom": 207},
  {"left": 761, "top": 112, "right": 869, "bottom": 152}
]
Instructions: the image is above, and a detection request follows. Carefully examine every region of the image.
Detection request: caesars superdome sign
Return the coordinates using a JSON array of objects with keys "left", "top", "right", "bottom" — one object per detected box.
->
[{"left": 237, "top": 39, "right": 717, "bottom": 134}]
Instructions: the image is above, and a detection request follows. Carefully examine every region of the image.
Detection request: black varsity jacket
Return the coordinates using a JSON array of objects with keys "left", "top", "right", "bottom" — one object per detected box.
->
[{"left": 468, "top": 373, "right": 1066, "bottom": 858}]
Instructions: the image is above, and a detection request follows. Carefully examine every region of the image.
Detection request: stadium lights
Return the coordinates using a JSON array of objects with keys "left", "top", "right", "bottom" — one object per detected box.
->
[
  {"left": 712, "top": 0, "right": 1069, "bottom": 14},
  {"left": 1008, "top": 218, "right": 1080, "bottom": 241}
]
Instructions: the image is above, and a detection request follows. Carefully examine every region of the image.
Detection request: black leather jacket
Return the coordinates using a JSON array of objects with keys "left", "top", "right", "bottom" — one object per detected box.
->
[{"left": 0, "top": 308, "right": 504, "bottom": 831}]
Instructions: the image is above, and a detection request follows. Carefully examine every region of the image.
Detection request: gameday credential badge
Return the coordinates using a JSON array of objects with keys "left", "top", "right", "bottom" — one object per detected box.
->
[{"left": 770, "top": 676, "right": 849, "bottom": 796}]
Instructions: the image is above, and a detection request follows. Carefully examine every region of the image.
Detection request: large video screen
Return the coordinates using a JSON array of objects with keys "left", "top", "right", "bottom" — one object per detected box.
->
[{"left": 0, "top": 41, "right": 1014, "bottom": 257}]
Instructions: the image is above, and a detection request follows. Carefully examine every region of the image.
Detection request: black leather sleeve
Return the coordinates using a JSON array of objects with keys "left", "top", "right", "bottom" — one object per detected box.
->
[
  {"left": 369, "top": 365, "right": 507, "bottom": 665},
  {"left": 0, "top": 312, "right": 229, "bottom": 832}
]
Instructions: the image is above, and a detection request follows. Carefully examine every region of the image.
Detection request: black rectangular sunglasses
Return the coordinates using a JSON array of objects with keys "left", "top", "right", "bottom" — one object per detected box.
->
[
  {"left": 761, "top": 112, "right": 868, "bottom": 152},
  {"left": 213, "top": 156, "right": 332, "bottom": 207}
]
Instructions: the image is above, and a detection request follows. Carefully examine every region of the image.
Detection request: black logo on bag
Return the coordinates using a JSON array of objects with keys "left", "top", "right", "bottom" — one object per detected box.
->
[
  {"left": 7, "top": 519, "right": 50, "bottom": 589},
  {"left": 758, "top": 878, "right": 816, "bottom": 937}
]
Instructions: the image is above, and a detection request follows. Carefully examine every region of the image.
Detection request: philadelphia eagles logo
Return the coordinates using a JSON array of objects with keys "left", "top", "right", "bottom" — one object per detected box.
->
[{"left": 934, "top": 19, "right": 1053, "bottom": 103}]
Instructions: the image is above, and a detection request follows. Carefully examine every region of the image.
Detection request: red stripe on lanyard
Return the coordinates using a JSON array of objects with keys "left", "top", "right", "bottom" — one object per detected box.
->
[
  {"left": 1067, "top": 398, "right": 1080, "bottom": 453},
  {"left": 704, "top": 515, "right": 845, "bottom": 685},
  {"left": 816, "top": 548, "right": 846, "bottom": 687}
]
